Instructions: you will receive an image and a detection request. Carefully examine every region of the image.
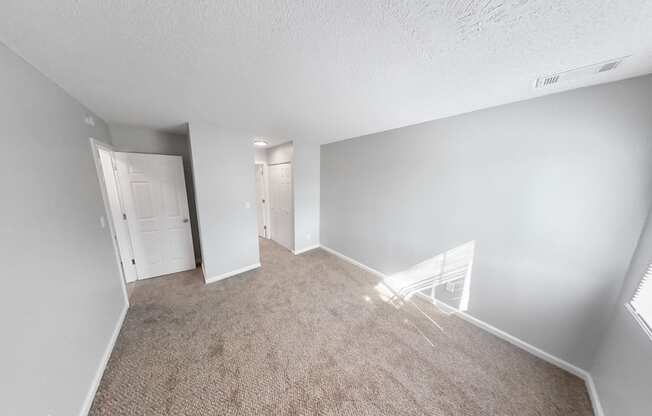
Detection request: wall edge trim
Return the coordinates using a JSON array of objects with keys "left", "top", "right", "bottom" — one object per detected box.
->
[
  {"left": 79, "top": 302, "right": 129, "bottom": 416},
  {"left": 204, "top": 263, "right": 261, "bottom": 284},
  {"left": 293, "top": 244, "right": 321, "bottom": 255}
]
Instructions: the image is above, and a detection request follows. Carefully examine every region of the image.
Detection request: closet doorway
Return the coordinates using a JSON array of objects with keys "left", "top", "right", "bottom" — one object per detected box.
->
[{"left": 269, "top": 163, "right": 293, "bottom": 251}]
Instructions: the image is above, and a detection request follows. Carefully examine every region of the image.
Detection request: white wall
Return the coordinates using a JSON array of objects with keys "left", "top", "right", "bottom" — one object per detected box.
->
[
  {"left": 320, "top": 75, "right": 652, "bottom": 371},
  {"left": 591, "top": 207, "right": 652, "bottom": 415},
  {"left": 0, "top": 43, "right": 126, "bottom": 415},
  {"left": 267, "top": 141, "right": 293, "bottom": 164},
  {"left": 188, "top": 122, "right": 260, "bottom": 281},
  {"left": 108, "top": 124, "right": 201, "bottom": 263},
  {"left": 293, "top": 141, "right": 320, "bottom": 252},
  {"left": 254, "top": 147, "right": 268, "bottom": 164}
]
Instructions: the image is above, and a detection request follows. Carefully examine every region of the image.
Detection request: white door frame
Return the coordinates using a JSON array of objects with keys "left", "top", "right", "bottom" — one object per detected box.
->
[
  {"left": 89, "top": 138, "right": 130, "bottom": 306},
  {"left": 97, "top": 146, "right": 138, "bottom": 283},
  {"left": 255, "top": 163, "right": 271, "bottom": 238}
]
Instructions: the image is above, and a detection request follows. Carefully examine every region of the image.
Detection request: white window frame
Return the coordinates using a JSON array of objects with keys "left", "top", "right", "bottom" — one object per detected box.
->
[{"left": 626, "top": 263, "right": 652, "bottom": 341}]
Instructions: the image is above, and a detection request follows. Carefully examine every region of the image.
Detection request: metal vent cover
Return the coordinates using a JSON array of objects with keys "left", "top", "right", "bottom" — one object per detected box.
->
[
  {"left": 535, "top": 56, "right": 628, "bottom": 89},
  {"left": 537, "top": 75, "right": 560, "bottom": 87},
  {"left": 598, "top": 61, "right": 621, "bottom": 72}
]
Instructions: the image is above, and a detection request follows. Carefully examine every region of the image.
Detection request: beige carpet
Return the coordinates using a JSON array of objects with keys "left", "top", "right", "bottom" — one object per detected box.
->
[{"left": 90, "top": 238, "right": 593, "bottom": 415}]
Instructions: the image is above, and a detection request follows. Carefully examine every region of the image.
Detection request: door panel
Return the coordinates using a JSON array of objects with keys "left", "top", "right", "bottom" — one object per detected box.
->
[
  {"left": 269, "top": 163, "right": 293, "bottom": 251},
  {"left": 131, "top": 182, "right": 155, "bottom": 219},
  {"left": 141, "top": 231, "right": 163, "bottom": 265},
  {"left": 115, "top": 152, "right": 195, "bottom": 279}
]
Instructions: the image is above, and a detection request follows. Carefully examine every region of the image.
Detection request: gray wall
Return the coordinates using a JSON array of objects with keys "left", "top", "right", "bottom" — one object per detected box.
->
[
  {"left": 188, "top": 122, "right": 260, "bottom": 280},
  {"left": 591, "top": 207, "right": 652, "bottom": 415},
  {"left": 293, "top": 141, "right": 320, "bottom": 251},
  {"left": 0, "top": 43, "right": 126, "bottom": 415},
  {"left": 108, "top": 124, "right": 201, "bottom": 263},
  {"left": 321, "top": 75, "right": 652, "bottom": 370}
]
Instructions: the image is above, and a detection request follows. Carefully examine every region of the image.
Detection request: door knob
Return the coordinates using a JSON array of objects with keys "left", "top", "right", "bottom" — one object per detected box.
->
[{"left": 183, "top": 218, "right": 189, "bottom": 223}]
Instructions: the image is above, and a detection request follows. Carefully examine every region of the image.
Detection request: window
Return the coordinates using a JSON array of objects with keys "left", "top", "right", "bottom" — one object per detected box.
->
[{"left": 626, "top": 263, "right": 652, "bottom": 340}]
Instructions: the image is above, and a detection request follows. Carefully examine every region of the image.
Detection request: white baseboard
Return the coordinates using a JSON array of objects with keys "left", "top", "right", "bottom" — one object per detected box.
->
[
  {"left": 456, "top": 309, "right": 587, "bottom": 377},
  {"left": 79, "top": 301, "right": 128, "bottom": 416},
  {"left": 585, "top": 373, "right": 605, "bottom": 416},
  {"left": 204, "top": 262, "right": 261, "bottom": 284},
  {"left": 319, "top": 245, "right": 385, "bottom": 278},
  {"left": 320, "top": 244, "right": 604, "bottom": 416},
  {"left": 456, "top": 308, "right": 604, "bottom": 415},
  {"left": 293, "top": 244, "right": 321, "bottom": 255}
]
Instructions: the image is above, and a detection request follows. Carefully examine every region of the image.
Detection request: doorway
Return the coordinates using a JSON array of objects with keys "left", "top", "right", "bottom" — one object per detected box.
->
[
  {"left": 114, "top": 152, "right": 196, "bottom": 279},
  {"left": 255, "top": 163, "right": 269, "bottom": 238},
  {"left": 93, "top": 143, "right": 196, "bottom": 282},
  {"left": 269, "top": 162, "right": 294, "bottom": 251}
]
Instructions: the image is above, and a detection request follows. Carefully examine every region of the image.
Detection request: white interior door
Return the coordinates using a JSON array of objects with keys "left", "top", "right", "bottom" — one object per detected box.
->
[
  {"left": 255, "top": 164, "right": 269, "bottom": 238},
  {"left": 269, "top": 163, "right": 293, "bottom": 251},
  {"left": 115, "top": 152, "right": 195, "bottom": 279},
  {"left": 98, "top": 147, "right": 138, "bottom": 283}
]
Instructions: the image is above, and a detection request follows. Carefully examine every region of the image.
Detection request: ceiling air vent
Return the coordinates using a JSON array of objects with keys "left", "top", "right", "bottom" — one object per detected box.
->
[
  {"left": 535, "top": 56, "right": 628, "bottom": 89},
  {"left": 538, "top": 75, "right": 560, "bottom": 87},
  {"left": 598, "top": 61, "right": 621, "bottom": 72}
]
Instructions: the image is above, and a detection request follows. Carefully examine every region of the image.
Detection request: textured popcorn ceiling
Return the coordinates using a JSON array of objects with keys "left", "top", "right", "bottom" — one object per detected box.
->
[{"left": 1, "top": 1, "right": 651, "bottom": 143}]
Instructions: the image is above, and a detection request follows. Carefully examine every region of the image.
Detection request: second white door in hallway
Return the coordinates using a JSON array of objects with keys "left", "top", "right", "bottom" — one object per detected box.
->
[
  {"left": 115, "top": 152, "right": 196, "bottom": 279},
  {"left": 269, "top": 163, "right": 293, "bottom": 251},
  {"left": 255, "top": 164, "right": 269, "bottom": 238}
]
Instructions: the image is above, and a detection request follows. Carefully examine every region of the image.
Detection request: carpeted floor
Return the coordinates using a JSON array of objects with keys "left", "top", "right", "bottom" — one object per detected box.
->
[{"left": 90, "top": 238, "right": 593, "bottom": 415}]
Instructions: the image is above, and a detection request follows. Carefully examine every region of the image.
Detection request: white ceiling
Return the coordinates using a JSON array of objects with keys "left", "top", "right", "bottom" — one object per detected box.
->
[{"left": 1, "top": 1, "right": 652, "bottom": 144}]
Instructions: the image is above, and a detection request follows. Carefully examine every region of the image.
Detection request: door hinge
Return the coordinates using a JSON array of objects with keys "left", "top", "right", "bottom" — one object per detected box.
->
[
  {"left": 123, "top": 213, "right": 127, "bottom": 220},
  {"left": 131, "top": 259, "right": 136, "bottom": 265}
]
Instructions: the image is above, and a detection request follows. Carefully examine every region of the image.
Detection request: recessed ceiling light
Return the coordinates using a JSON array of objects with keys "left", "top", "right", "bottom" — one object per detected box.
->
[{"left": 253, "top": 138, "right": 269, "bottom": 147}]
